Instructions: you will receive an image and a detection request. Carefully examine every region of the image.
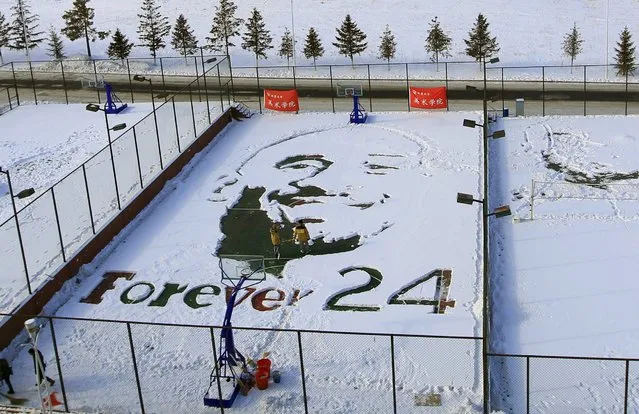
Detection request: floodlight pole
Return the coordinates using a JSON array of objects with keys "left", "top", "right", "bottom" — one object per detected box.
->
[
  {"left": 482, "top": 55, "right": 490, "bottom": 414},
  {"left": 0, "top": 168, "right": 31, "bottom": 294},
  {"left": 290, "top": 0, "right": 297, "bottom": 68}
]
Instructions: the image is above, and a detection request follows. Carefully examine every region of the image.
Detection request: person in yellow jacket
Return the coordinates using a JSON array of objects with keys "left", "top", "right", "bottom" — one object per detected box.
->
[
  {"left": 269, "top": 223, "right": 283, "bottom": 258},
  {"left": 292, "top": 221, "right": 310, "bottom": 253}
]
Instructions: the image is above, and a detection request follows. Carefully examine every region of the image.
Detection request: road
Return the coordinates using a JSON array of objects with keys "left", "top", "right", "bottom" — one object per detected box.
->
[{"left": 2, "top": 68, "right": 639, "bottom": 116}]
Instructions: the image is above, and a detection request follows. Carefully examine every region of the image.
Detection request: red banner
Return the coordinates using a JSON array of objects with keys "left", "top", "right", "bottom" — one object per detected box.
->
[
  {"left": 409, "top": 86, "right": 447, "bottom": 109},
  {"left": 264, "top": 89, "right": 299, "bottom": 112}
]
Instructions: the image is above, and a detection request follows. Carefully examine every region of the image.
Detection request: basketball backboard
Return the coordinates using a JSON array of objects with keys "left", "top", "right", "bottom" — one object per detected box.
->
[{"left": 336, "top": 83, "right": 363, "bottom": 97}]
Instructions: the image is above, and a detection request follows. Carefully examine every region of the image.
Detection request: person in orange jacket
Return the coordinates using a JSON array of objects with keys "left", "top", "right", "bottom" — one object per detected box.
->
[
  {"left": 292, "top": 221, "right": 310, "bottom": 253},
  {"left": 269, "top": 223, "right": 283, "bottom": 258}
]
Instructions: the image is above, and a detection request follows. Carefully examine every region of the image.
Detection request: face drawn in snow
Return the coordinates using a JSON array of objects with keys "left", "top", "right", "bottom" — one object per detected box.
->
[{"left": 216, "top": 149, "right": 401, "bottom": 276}]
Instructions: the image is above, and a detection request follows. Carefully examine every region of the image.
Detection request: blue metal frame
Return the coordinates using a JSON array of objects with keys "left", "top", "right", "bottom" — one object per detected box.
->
[
  {"left": 350, "top": 96, "right": 367, "bottom": 124},
  {"left": 204, "top": 262, "right": 263, "bottom": 408},
  {"left": 104, "top": 83, "right": 128, "bottom": 114}
]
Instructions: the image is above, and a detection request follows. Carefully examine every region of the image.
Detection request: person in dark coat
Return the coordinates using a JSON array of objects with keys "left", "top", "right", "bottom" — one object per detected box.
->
[
  {"left": 27, "top": 349, "right": 54, "bottom": 386},
  {"left": 0, "top": 358, "right": 14, "bottom": 394}
]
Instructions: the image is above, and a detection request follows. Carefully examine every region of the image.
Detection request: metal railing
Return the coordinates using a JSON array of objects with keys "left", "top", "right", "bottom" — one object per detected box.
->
[
  {"left": 0, "top": 85, "right": 19, "bottom": 115},
  {"left": 228, "top": 61, "right": 639, "bottom": 116},
  {"left": 0, "top": 51, "right": 231, "bottom": 107},
  {"left": 0, "top": 56, "right": 233, "bottom": 314},
  {"left": 0, "top": 312, "right": 482, "bottom": 414},
  {"left": 490, "top": 352, "right": 639, "bottom": 413}
]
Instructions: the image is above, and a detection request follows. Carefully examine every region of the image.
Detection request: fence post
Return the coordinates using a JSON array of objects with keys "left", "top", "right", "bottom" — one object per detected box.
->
[
  {"left": 292, "top": 65, "right": 297, "bottom": 90},
  {"left": 171, "top": 98, "right": 181, "bottom": 153},
  {"left": 330, "top": 65, "right": 335, "bottom": 113},
  {"left": 583, "top": 66, "right": 587, "bottom": 116},
  {"left": 526, "top": 356, "right": 530, "bottom": 414},
  {"left": 81, "top": 164, "right": 96, "bottom": 235},
  {"left": 405, "top": 63, "right": 410, "bottom": 112},
  {"left": 209, "top": 327, "right": 225, "bottom": 414},
  {"left": 390, "top": 335, "right": 397, "bottom": 414},
  {"left": 367, "top": 64, "right": 373, "bottom": 112},
  {"left": 194, "top": 56, "right": 202, "bottom": 102},
  {"left": 445, "top": 62, "right": 449, "bottom": 111},
  {"left": 256, "top": 66, "right": 262, "bottom": 114},
  {"left": 160, "top": 57, "right": 166, "bottom": 92},
  {"left": 624, "top": 360, "right": 629, "bottom": 414},
  {"left": 60, "top": 61, "right": 69, "bottom": 105},
  {"left": 530, "top": 179, "right": 535, "bottom": 220},
  {"left": 28, "top": 61, "right": 37, "bottom": 105},
  {"left": 48, "top": 318, "right": 70, "bottom": 412},
  {"left": 189, "top": 85, "right": 197, "bottom": 140},
  {"left": 297, "top": 331, "right": 309, "bottom": 414},
  {"left": 6, "top": 87, "right": 12, "bottom": 110},
  {"left": 542, "top": 66, "right": 545, "bottom": 116},
  {"left": 126, "top": 59, "right": 135, "bottom": 103},
  {"left": 217, "top": 63, "right": 224, "bottom": 112},
  {"left": 132, "top": 128, "right": 144, "bottom": 188},
  {"left": 199, "top": 50, "right": 212, "bottom": 124},
  {"left": 501, "top": 67, "right": 505, "bottom": 112},
  {"left": 11, "top": 62, "right": 20, "bottom": 105},
  {"left": 93, "top": 60, "right": 100, "bottom": 104},
  {"left": 126, "top": 323, "right": 146, "bottom": 414},
  {"left": 625, "top": 71, "right": 629, "bottom": 116},
  {"left": 50, "top": 187, "right": 67, "bottom": 262}
]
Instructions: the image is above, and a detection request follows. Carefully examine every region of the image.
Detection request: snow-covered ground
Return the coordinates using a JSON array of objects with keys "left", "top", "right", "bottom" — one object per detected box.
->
[
  {"left": 2, "top": 111, "right": 487, "bottom": 413},
  {"left": 490, "top": 115, "right": 639, "bottom": 412},
  {"left": 0, "top": 100, "right": 220, "bottom": 313},
  {"left": 0, "top": 0, "right": 631, "bottom": 68}
]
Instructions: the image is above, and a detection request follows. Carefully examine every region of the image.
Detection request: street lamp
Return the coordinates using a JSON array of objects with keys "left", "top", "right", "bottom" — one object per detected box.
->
[
  {"left": 85, "top": 104, "right": 127, "bottom": 210},
  {"left": 134, "top": 75, "right": 164, "bottom": 169},
  {"left": 463, "top": 53, "right": 502, "bottom": 414},
  {"left": 463, "top": 119, "right": 506, "bottom": 138},
  {"left": 456, "top": 192, "right": 512, "bottom": 217},
  {"left": 290, "top": 0, "right": 296, "bottom": 67},
  {"left": 457, "top": 189, "right": 511, "bottom": 413},
  {"left": 1, "top": 166, "right": 34, "bottom": 294}
]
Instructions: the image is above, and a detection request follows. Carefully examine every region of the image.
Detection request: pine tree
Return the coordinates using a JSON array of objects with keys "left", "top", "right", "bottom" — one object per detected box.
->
[
  {"left": 171, "top": 14, "right": 198, "bottom": 62},
  {"left": 378, "top": 25, "right": 396, "bottom": 67},
  {"left": 333, "top": 14, "right": 367, "bottom": 66},
  {"left": 425, "top": 16, "right": 452, "bottom": 71},
  {"left": 45, "top": 27, "right": 65, "bottom": 60},
  {"left": 303, "top": 27, "right": 324, "bottom": 67},
  {"left": 241, "top": 8, "right": 272, "bottom": 67},
  {"left": 8, "top": 0, "right": 44, "bottom": 58},
  {"left": 107, "top": 28, "right": 134, "bottom": 64},
  {"left": 562, "top": 23, "right": 583, "bottom": 73},
  {"left": 61, "top": 0, "right": 109, "bottom": 58},
  {"left": 464, "top": 13, "right": 499, "bottom": 66},
  {"left": 614, "top": 27, "right": 637, "bottom": 77},
  {"left": 0, "top": 12, "right": 10, "bottom": 64},
  {"left": 207, "top": 0, "right": 243, "bottom": 56},
  {"left": 137, "top": 0, "right": 170, "bottom": 62},
  {"left": 279, "top": 27, "right": 294, "bottom": 67}
]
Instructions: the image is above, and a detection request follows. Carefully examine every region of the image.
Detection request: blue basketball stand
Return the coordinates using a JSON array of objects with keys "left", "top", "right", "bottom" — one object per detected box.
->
[
  {"left": 338, "top": 84, "right": 367, "bottom": 124},
  {"left": 104, "top": 83, "right": 128, "bottom": 114},
  {"left": 350, "top": 95, "right": 367, "bottom": 124}
]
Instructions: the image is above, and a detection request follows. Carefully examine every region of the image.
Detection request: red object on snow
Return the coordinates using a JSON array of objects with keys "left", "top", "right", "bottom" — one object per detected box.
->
[
  {"left": 44, "top": 392, "right": 63, "bottom": 407},
  {"left": 257, "top": 358, "right": 272, "bottom": 377},
  {"left": 255, "top": 369, "right": 269, "bottom": 390}
]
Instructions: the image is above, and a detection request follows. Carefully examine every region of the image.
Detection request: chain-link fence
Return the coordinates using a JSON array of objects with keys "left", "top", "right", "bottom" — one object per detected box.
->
[
  {"left": 230, "top": 61, "right": 639, "bottom": 116},
  {"left": 490, "top": 352, "right": 638, "bottom": 414},
  {"left": 0, "top": 57, "right": 233, "bottom": 315},
  {"left": 0, "top": 314, "right": 482, "bottom": 414},
  {"left": 0, "top": 52, "right": 229, "bottom": 107}
]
